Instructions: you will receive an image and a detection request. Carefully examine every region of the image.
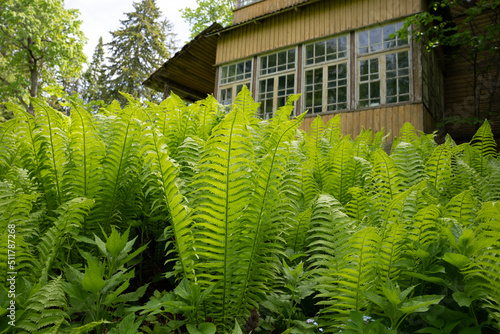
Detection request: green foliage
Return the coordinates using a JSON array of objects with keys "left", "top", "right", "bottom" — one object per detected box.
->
[
  {"left": 0, "top": 0, "right": 86, "bottom": 113},
  {"left": 105, "top": 0, "right": 177, "bottom": 105},
  {"left": 0, "top": 91, "right": 499, "bottom": 333},
  {"left": 181, "top": 0, "right": 234, "bottom": 39}
]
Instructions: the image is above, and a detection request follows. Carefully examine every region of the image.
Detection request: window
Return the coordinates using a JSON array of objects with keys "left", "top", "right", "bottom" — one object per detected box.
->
[
  {"left": 257, "top": 48, "right": 296, "bottom": 119},
  {"left": 357, "top": 22, "right": 410, "bottom": 107},
  {"left": 304, "top": 35, "right": 349, "bottom": 113},
  {"left": 219, "top": 59, "right": 253, "bottom": 107},
  {"left": 235, "top": 0, "right": 262, "bottom": 9}
]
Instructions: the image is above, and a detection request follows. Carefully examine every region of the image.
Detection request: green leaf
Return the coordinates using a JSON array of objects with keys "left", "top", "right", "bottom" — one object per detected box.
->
[
  {"left": 400, "top": 295, "right": 445, "bottom": 314},
  {"left": 443, "top": 253, "right": 470, "bottom": 269},
  {"left": 81, "top": 257, "right": 104, "bottom": 295}
]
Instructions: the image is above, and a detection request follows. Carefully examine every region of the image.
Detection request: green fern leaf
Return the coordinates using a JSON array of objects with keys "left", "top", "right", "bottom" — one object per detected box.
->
[
  {"left": 140, "top": 116, "right": 195, "bottom": 279},
  {"left": 318, "top": 227, "right": 381, "bottom": 317},
  {"left": 425, "top": 142, "right": 452, "bottom": 195},
  {"left": 327, "top": 137, "right": 355, "bottom": 205},
  {"left": 17, "top": 276, "right": 70, "bottom": 333},
  {"left": 445, "top": 189, "right": 479, "bottom": 226},
  {"left": 32, "top": 99, "right": 70, "bottom": 210},
  {"left": 370, "top": 149, "right": 405, "bottom": 213},
  {"left": 392, "top": 141, "right": 427, "bottom": 187},
  {"left": 470, "top": 120, "right": 497, "bottom": 175},
  {"left": 37, "top": 198, "right": 94, "bottom": 285},
  {"left": 307, "top": 194, "right": 353, "bottom": 274},
  {"left": 190, "top": 102, "right": 255, "bottom": 329}
]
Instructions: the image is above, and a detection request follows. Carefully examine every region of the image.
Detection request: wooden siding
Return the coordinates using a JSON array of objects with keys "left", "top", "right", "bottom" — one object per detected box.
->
[
  {"left": 233, "top": 0, "right": 310, "bottom": 24},
  {"left": 299, "top": 103, "right": 426, "bottom": 142},
  {"left": 443, "top": 10, "right": 500, "bottom": 141},
  {"left": 217, "top": 0, "right": 422, "bottom": 65}
]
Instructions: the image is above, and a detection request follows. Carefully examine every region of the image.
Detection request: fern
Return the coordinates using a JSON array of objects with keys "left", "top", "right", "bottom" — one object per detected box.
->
[
  {"left": 318, "top": 227, "right": 381, "bottom": 320},
  {"left": 139, "top": 113, "right": 195, "bottom": 279},
  {"left": 190, "top": 99, "right": 255, "bottom": 329},
  {"left": 32, "top": 99, "right": 69, "bottom": 210},
  {"left": 0, "top": 118, "right": 19, "bottom": 176},
  {"left": 16, "top": 276, "right": 70, "bottom": 333},
  {"left": 470, "top": 120, "right": 497, "bottom": 176},
  {"left": 37, "top": 198, "right": 94, "bottom": 286},
  {"left": 0, "top": 187, "right": 37, "bottom": 286},
  {"left": 392, "top": 141, "right": 427, "bottom": 187},
  {"left": 90, "top": 107, "right": 141, "bottom": 231},
  {"left": 327, "top": 136, "right": 355, "bottom": 205},
  {"left": 445, "top": 189, "right": 479, "bottom": 226},
  {"left": 425, "top": 142, "right": 452, "bottom": 195},
  {"left": 304, "top": 116, "right": 329, "bottom": 191},
  {"left": 234, "top": 112, "right": 305, "bottom": 318},
  {"left": 307, "top": 194, "right": 353, "bottom": 274},
  {"left": 370, "top": 149, "right": 405, "bottom": 215}
]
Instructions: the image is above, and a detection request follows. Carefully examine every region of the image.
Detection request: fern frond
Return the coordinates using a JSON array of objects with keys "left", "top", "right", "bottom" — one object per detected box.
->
[
  {"left": 307, "top": 194, "right": 353, "bottom": 274},
  {"left": 176, "top": 136, "right": 204, "bottom": 182},
  {"left": 305, "top": 116, "right": 329, "bottom": 190},
  {"left": 406, "top": 205, "right": 441, "bottom": 252},
  {"left": 470, "top": 120, "right": 497, "bottom": 175},
  {"left": 193, "top": 95, "right": 222, "bottom": 140},
  {"left": 37, "top": 198, "right": 94, "bottom": 285},
  {"left": 323, "top": 114, "right": 342, "bottom": 147},
  {"left": 445, "top": 189, "right": 479, "bottom": 226},
  {"left": 0, "top": 189, "right": 37, "bottom": 285},
  {"left": 65, "top": 101, "right": 105, "bottom": 204},
  {"left": 327, "top": 137, "right": 355, "bottom": 205},
  {"left": 392, "top": 141, "right": 427, "bottom": 187},
  {"left": 377, "top": 221, "right": 407, "bottom": 284},
  {"left": 140, "top": 118, "right": 195, "bottom": 279},
  {"left": 425, "top": 142, "right": 452, "bottom": 195},
  {"left": 32, "top": 99, "right": 70, "bottom": 210},
  {"left": 190, "top": 103, "right": 255, "bottom": 329},
  {"left": 89, "top": 108, "right": 141, "bottom": 232},
  {"left": 369, "top": 149, "right": 405, "bottom": 215},
  {"left": 0, "top": 117, "right": 19, "bottom": 177},
  {"left": 345, "top": 187, "right": 368, "bottom": 221},
  {"left": 318, "top": 227, "right": 381, "bottom": 317},
  {"left": 234, "top": 113, "right": 306, "bottom": 319},
  {"left": 17, "top": 276, "right": 70, "bottom": 333}
]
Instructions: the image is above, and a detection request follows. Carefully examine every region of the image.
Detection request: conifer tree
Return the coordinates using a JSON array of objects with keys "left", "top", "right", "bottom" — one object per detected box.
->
[
  {"left": 82, "top": 37, "right": 107, "bottom": 107},
  {"left": 105, "top": 0, "right": 177, "bottom": 106}
]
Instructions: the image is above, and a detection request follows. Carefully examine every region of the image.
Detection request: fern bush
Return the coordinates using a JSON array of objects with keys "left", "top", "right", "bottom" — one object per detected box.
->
[{"left": 0, "top": 89, "right": 499, "bottom": 333}]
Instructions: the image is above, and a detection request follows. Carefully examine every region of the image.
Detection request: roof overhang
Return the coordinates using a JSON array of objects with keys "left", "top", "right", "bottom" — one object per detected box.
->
[{"left": 143, "top": 23, "right": 222, "bottom": 101}]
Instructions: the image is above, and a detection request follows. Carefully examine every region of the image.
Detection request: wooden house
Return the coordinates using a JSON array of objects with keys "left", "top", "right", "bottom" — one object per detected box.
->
[{"left": 144, "top": 0, "right": 499, "bottom": 142}]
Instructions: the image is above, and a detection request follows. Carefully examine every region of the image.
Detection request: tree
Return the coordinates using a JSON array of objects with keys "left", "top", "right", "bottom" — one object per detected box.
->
[
  {"left": 402, "top": 0, "right": 500, "bottom": 127},
  {"left": 181, "top": 0, "right": 234, "bottom": 39},
  {"left": 0, "top": 0, "right": 86, "bottom": 115},
  {"left": 81, "top": 37, "right": 107, "bottom": 109},
  {"left": 105, "top": 0, "right": 177, "bottom": 106}
]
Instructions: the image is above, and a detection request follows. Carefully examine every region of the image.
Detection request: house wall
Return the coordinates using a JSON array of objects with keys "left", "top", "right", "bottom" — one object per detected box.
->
[
  {"left": 299, "top": 103, "right": 427, "bottom": 142},
  {"left": 442, "top": 10, "right": 500, "bottom": 141},
  {"left": 216, "top": 0, "right": 422, "bottom": 65},
  {"left": 233, "top": 0, "right": 311, "bottom": 24}
]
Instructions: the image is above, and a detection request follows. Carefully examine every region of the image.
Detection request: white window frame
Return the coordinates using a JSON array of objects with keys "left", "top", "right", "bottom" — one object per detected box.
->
[
  {"left": 256, "top": 47, "right": 298, "bottom": 119},
  {"left": 356, "top": 21, "right": 412, "bottom": 108},
  {"left": 302, "top": 34, "right": 350, "bottom": 114},
  {"left": 218, "top": 58, "right": 253, "bottom": 107}
]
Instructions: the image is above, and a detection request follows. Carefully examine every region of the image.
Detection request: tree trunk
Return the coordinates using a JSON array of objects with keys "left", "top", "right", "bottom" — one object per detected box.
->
[{"left": 27, "top": 37, "right": 39, "bottom": 115}]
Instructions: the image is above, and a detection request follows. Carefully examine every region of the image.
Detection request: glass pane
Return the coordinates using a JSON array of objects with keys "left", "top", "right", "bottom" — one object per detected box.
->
[
  {"left": 288, "top": 49, "right": 295, "bottom": 64},
  {"left": 259, "top": 80, "right": 266, "bottom": 92},
  {"left": 279, "top": 76, "right": 286, "bottom": 90},
  {"left": 328, "top": 66, "right": 337, "bottom": 81},
  {"left": 359, "top": 31, "right": 368, "bottom": 48},
  {"left": 370, "top": 27, "right": 382, "bottom": 52},
  {"left": 384, "top": 24, "right": 395, "bottom": 41},
  {"left": 305, "top": 92, "right": 313, "bottom": 108},
  {"left": 338, "top": 87, "right": 347, "bottom": 102},
  {"left": 360, "top": 83, "right": 368, "bottom": 99},
  {"left": 316, "top": 41, "right": 325, "bottom": 57},
  {"left": 370, "top": 58, "right": 379, "bottom": 73},
  {"left": 386, "top": 53, "right": 396, "bottom": 71},
  {"left": 287, "top": 74, "right": 294, "bottom": 87},
  {"left": 267, "top": 78, "right": 274, "bottom": 92},
  {"left": 229, "top": 64, "right": 235, "bottom": 78},
  {"left": 305, "top": 70, "right": 313, "bottom": 85},
  {"left": 387, "top": 78, "right": 397, "bottom": 97},
  {"left": 399, "top": 77, "right": 409, "bottom": 94},
  {"left": 260, "top": 57, "right": 267, "bottom": 73},
  {"left": 339, "top": 36, "right": 347, "bottom": 51},
  {"left": 328, "top": 88, "right": 336, "bottom": 104},
  {"left": 360, "top": 60, "right": 368, "bottom": 76},
  {"left": 314, "top": 68, "right": 323, "bottom": 83},
  {"left": 398, "top": 51, "right": 409, "bottom": 69},
  {"left": 338, "top": 63, "right": 347, "bottom": 78},
  {"left": 326, "top": 39, "right": 337, "bottom": 55},
  {"left": 370, "top": 81, "right": 380, "bottom": 99},
  {"left": 306, "top": 44, "right": 314, "bottom": 64}
]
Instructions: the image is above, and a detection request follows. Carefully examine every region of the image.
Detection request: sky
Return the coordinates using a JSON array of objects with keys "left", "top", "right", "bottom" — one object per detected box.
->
[{"left": 64, "top": 0, "right": 199, "bottom": 62}]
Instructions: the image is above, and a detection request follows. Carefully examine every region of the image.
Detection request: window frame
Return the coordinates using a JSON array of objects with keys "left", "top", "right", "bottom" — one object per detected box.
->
[
  {"left": 218, "top": 58, "right": 254, "bottom": 107},
  {"left": 256, "top": 47, "right": 298, "bottom": 119},
  {"left": 355, "top": 21, "right": 412, "bottom": 108},
  {"left": 302, "top": 33, "right": 351, "bottom": 114}
]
